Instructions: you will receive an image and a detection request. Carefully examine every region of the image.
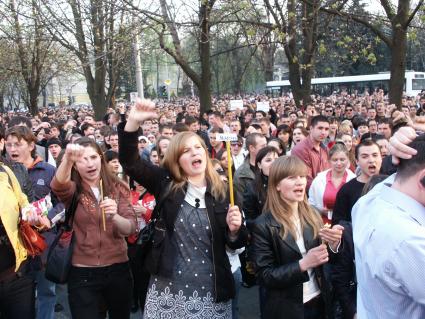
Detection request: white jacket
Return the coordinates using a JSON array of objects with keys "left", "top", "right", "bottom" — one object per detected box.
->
[{"left": 308, "top": 168, "right": 356, "bottom": 213}]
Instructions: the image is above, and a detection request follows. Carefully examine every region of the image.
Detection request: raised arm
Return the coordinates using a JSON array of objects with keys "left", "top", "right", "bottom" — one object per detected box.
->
[{"left": 118, "top": 99, "right": 169, "bottom": 198}]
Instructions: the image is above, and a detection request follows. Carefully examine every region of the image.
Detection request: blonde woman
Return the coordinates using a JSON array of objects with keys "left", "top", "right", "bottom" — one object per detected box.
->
[
  {"left": 118, "top": 100, "right": 248, "bottom": 319},
  {"left": 250, "top": 156, "right": 343, "bottom": 319}
]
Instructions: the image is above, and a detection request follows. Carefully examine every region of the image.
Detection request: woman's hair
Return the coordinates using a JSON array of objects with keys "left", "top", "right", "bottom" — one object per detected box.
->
[
  {"left": 361, "top": 174, "right": 388, "bottom": 196},
  {"left": 156, "top": 136, "right": 170, "bottom": 160},
  {"left": 293, "top": 127, "right": 309, "bottom": 137},
  {"left": 104, "top": 150, "right": 119, "bottom": 163},
  {"left": 71, "top": 137, "right": 128, "bottom": 197},
  {"left": 268, "top": 138, "right": 286, "bottom": 156},
  {"left": 329, "top": 142, "right": 349, "bottom": 159},
  {"left": 339, "top": 123, "right": 353, "bottom": 135},
  {"left": 254, "top": 146, "right": 279, "bottom": 204},
  {"left": 162, "top": 131, "right": 226, "bottom": 200},
  {"left": 276, "top": 124, "right": 293, "bottom": 147},
  {"left": 264, "top": 156, "right": 322, "bottom": 239}
]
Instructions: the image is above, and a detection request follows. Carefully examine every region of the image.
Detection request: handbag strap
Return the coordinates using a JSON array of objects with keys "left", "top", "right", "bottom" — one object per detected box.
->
[{"left": 64, "top": 191, "right": 79, "bottom": 230}]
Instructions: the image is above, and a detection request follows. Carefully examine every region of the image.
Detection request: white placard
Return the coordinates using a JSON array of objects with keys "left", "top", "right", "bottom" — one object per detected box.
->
[
  {"left": 256, "top": 101, "right": 270, "bottom": 113},
  {"left": 130, "top": 92, "right": 138, "bottom": 102},
  {"left": 229, "top": 100, "right": 244, "bottom": 110},
  {"left": 216, "top": 133, "right": 238, "bottom": 142}
]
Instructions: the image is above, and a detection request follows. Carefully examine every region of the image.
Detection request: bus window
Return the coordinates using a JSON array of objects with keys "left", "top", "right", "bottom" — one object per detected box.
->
[{"left": 412, "top": 79, "right": 425, "bottom": 90}]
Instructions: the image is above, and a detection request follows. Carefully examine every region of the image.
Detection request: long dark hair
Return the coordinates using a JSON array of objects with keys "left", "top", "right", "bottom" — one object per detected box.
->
[
  {"left": 71, "top": 137, "right": 129, "bottom": 198},
  {"left": 276, "top": 124, "right": 293, "bottom": 148},
  {"left": 254, "top": 146, "right": 279, "bottom": 209}
]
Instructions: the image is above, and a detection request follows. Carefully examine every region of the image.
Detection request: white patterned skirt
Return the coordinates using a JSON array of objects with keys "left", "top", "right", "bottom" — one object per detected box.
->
[{"left": 144, "top": 277, "right": 232, "bottom": 319}]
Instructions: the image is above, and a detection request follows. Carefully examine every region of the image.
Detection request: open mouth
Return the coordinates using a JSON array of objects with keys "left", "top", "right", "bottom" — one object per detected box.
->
[
  {"left": 192, "top": 159, "right": 202, "bottom": 168},
  {"left": 87, "top": 168, "right": 97, "bottom": 175},
  {"left": 10, "top": 154, "right": 19, "bottom": 160},
  {"left": 294, "top": 188, "right": 304, "bottom": 196},
  {"left": 368, "top": 165, "right": 377, "bottom": 173}
]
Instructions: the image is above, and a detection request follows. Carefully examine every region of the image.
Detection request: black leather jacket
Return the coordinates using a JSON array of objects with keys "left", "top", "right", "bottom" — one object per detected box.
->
[
  {"left": 118, "top": 122, "right": 248, "bottom": 302},
  {"left": 250, "top": 212, "right": 333, "bottom": 319}
]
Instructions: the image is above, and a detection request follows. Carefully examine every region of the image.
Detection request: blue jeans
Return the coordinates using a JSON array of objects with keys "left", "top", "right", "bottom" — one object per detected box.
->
[
  {"left": 232, "top": 267, "right": 242, "bottom": 319},
  {"left": 35, "top": 270, "right": 56, "bottom": 319}
]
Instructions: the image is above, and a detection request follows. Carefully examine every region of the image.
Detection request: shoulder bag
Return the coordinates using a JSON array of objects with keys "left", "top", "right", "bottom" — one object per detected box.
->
[
  {"left": 136, "top": 185, "right": 169, "bottom": 274},
  {"left": 45, "top": 191, "right": 79, "bottom": 284}
]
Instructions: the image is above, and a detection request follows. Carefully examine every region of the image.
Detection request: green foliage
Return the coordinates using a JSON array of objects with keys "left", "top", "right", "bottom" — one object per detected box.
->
[
  {"left": 367, "top": 53, "right": 377, "bottom": 65},
  {"left": 318, "top": 42, "right": 327, "bottom": 55}
]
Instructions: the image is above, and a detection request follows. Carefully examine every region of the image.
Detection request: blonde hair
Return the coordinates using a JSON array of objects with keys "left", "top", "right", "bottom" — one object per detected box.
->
[
  {"left": 339, "top": 123, "right": 353, "bottom": 135},
  {"left": 162, "top": 131, "right": 226, "bottom": 200},
  {"left": 264, "top": 156, "right": 322, "bottom": 239}
]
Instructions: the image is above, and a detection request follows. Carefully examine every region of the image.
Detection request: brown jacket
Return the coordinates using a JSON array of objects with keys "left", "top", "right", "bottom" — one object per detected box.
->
[{"left": 51, "top": 178, "right": 136, "bottom": 266}]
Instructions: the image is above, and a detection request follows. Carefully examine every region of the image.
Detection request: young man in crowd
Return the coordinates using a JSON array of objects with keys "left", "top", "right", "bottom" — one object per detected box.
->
[
  {"left": 230, "top": 135, "right": 246, "bottom": 170},
  {"left": 332, "top": 139, "right": 383, "bottom": 225},
  {"left": 233, "top": 132, "right": 267, "bottom": 208},
  {"left": 378, "top": 118, "right": 392, "bottom": 139},
  {"left": 108, "top": 131, "right": 119, "bottom": 153},
  {"left": 46, "top": 138, "right": 63, "bottom": 163},
  {"left": 208, "top": 127, "right": 225, "bottom": 159},
  {"left": 368, "top": 119, "right": 378, "bottom": 134},
  {"left": 292, "top": 115, "right": 330, "bottom": 189}
]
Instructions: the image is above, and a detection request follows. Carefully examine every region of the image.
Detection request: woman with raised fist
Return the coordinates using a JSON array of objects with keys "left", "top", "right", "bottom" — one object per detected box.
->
[
  {"left": 118, "top": 99, "right": 248, "bottom": 319},
  {"left": 51, "top": 137, "right": 136, "bottom": 319}
]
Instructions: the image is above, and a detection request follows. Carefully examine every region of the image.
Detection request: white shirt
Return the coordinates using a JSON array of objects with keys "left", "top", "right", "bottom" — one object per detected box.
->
[
  {"left": 292, "top": 215, "right": 321, "bottom": 303},
  {"left": 353, "top": 174, "right": 425, "bottom": 319}
]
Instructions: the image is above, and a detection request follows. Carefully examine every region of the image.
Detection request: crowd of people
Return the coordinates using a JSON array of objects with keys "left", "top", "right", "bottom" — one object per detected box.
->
[{"left": 0, "top": 89, "right": 424, "bottom": 319}]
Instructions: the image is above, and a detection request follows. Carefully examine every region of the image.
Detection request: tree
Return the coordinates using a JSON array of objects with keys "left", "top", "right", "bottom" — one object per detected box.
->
[
  {"left": 0, "top": 0, "right": 54, "bottom": 114},
  {"left": 151, "top": 0, "right": 214, "bottom": 114},
  {"left": 250, "top": 0, "right": 345, "bottom": 107},
  {"left": 39, "top": 0, "right": 133, "bottom": 119},
  {"left": 322, "top": 0, "right": 424, "bottom": 106}
]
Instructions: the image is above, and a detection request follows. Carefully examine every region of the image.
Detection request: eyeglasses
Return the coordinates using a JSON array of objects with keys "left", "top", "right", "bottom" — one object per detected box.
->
[{"left": 231, "top": 143, "right": 242, "bottom": 147}]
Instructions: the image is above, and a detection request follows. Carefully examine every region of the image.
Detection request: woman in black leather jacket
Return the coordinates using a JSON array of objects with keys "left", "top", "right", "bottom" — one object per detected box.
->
[
  {"left": 118, "top": 100, "right": 248, "bottom": 318},
  {"left": 250, "top": 156, "right": 343, "bottom": 319}
]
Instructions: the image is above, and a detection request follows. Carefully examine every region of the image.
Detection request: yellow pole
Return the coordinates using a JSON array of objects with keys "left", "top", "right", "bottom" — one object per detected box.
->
[
  {"left": 100, "top": 179, "right": 106, "bottom": 231},
  {"left": 226, "top": 141, "right": 235, "bottom": 206}
]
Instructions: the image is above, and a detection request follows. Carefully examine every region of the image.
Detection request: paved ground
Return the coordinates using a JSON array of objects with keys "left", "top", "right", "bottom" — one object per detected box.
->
[{"left": 55, "top": 283, "right": 260, "bottom": 319}]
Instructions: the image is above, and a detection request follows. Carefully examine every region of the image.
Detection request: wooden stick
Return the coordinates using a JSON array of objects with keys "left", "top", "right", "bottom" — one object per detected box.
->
[
  {"left": 226, "top": 141, "right": 235, "bottom": 206},
  {"left": 100, "top": 178, "right": 106, "bottom": 231}
]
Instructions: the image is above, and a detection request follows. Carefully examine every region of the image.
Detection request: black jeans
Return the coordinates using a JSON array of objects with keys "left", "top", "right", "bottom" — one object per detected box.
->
[
  {"left": 0, "top": 273, "right": 35, "bottom": 319},
  {"left": 68, "top": 262, "right": 133, "bottom": 319}
]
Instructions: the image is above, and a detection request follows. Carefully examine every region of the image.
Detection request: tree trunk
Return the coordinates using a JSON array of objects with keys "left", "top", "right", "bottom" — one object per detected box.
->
[
  {"left": 389, "top": 28, "right": 406, "bottom": 106},
  {"left": 262, "top": 43, "right": 275, "bottom": 82},
  {"left": 0, "top": 92, "right": 4, "bottom": 113},
  {"left": 198, "top": 3, "right": 212, "bottom": 115},
  {"left": 28, "top": 87, "right": 39, "bottom": 116},
  {"left": 232, "top": 49, "right": 243, "bottom": 94}
]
